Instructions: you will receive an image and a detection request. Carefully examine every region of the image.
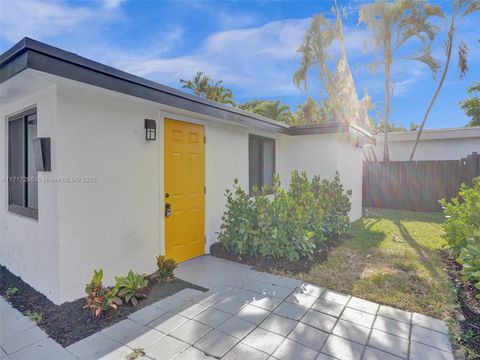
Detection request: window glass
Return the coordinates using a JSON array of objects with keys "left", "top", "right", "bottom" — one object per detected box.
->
[
  {"left": 27, "top": 114, "right": 38, "bottom": 209},
  {"left": 249, "top": 135, "right": 275, "bottom": 193}
]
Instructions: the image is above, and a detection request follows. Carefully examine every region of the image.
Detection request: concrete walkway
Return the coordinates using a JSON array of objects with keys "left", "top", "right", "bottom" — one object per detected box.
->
[{"left": 1, "top": 256, "right": 455, "bottom": 360}]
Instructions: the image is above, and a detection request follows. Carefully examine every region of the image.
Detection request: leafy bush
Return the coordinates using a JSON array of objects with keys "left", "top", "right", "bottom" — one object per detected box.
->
[
  {"left": 84, "top": 269, "right": 121, "bottom": 318},
  {"left": 218, "top": 171, "right": 351, "bottom": 262},
  {"left": 457, "top": 236, "right": 480, "bottom": 299},
  {"left": 440, "top": 177, "right": 480, "bottom": 256},
  {"left": 114, "top": 270, "right": 148, "bottom": 307},
  {"left": 5, "top": 287, "right": 19, "bottom": 299},
  {"left": 25, "top": 310, "right": 42, "bottom": 323},
  {"left": 152, "top": 256, "right": 177, "bottom": 282}
]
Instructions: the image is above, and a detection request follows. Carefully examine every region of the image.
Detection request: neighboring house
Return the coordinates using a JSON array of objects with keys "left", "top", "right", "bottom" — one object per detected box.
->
[
  {"left": 374, "top": 127, "right": 480, "bottom": 161},
  {"left": 0, "top": 38, "right": 373, "bottom": 304}
]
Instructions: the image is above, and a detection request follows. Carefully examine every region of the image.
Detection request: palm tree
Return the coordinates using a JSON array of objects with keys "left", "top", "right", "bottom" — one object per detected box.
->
[
  {"left": 180, "top": 71, "right": 235, "bottom": 105},
  {"left": 255, "top": 100, "right": 293, "bottom": 123},
  {"left": 359, "top": 0, "right": 441, "bottom": 161},
  {"left": 409, "top": 0, "right": 479, "bottom": 160}
]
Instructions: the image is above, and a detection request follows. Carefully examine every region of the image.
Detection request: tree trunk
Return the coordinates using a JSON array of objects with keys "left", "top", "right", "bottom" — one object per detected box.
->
[
  {"left": 383, "top": 37, "right": 392, "bottom": 161},
  {"left": 409, "top": 18, "right": 455, "bottom": 161}
]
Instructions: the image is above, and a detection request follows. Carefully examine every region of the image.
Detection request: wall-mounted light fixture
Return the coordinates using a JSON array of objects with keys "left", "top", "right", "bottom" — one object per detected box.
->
[{"left": 144, "top": 119, "right": 156, "bottom": 141}]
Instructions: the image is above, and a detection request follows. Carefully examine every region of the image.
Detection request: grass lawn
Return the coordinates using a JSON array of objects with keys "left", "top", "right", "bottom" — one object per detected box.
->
[{"left": 293, "top": 208, "right": 457, "bottom": 319}]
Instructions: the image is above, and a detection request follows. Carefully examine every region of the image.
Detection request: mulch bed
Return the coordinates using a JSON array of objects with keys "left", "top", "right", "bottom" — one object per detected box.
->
[
  {"left": 443, "top": 254, "right": 480, "bottom": 357},
  {"left": 209, "top": 240, "right": 338, "bottom": 274},
  {"left": 0, "top": 265, "right": 206, "bottom": 347}
]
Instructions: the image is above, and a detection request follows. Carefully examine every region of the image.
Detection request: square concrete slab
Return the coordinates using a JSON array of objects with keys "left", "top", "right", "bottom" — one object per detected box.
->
[
  {"left": 347, "top": 297, "right": 379, "bottom": 315},
  {"left": 373, "top": 316, "right": 410, "bottom": 340},
  {"left": 144, "top": 335, "right": 189, "bottom": 360},
  {"left": 294, "top": 283, "right": 325, "bottom": 298},
  {"left": 170, "top": 320, "right": 212, "bottom": 344},
  {"left": 9, "top": 338, "right": 64, "bottom": 360},
  {"left": 273, "top": 302, "right": 309, "bottom": 321},
  {"left": 411, "top": 313, "right": 449, "bottom": 334},
  {"left": 174, "top": 346, "right": 216, "bottom": 359},
  {"left": 101, "top": 319, "right": 145, "bottom": 343},
  {"left": 368, "top": 329, "right": 409, "bottom": 359},
  {"left": 312, "top": 299, "right": 345, "bottom": 317},
  {"left": 332, "top": 320, "right": 370, "bottom": 344},
  {"left": 243, "top": 280, "right": 273, "bottom": 294},
  {"left": 321, "top": 290, "right": 350, "bottom": 306},
  {"left": 1, "top": 325, "right": 48, "bottom": 354},
  {"left": 259, "top": 314, "right": 297, "bottom": 337},
  {"left": 242, "top": 328, "right": 285, "bottom": 354},
  {"left": 124, "top": 327, "right": 165, "bottom": 349},
  {"left": 66, "top": 333, "right": 121, "bottom": 360},
  {"left": 285, "top": 292, "right": 317, "bottom": 308},
  {"left": 321, "top": 335, "right": 364, "bottom": 360},
  {"left": 177, "top": 302, "right": 210, "bottom": 319},
  {"left": 128, "top": 305, "right": 167, "bottom": 325},
  {"left": 217, "top": 316, "right": 256, "bottom": 339},
  {"left": 287, "top": 323, "right": 328, "bottom": 351},
  {"left": 363, "top": 347, "right": 404, "bottom": 360},
  {"left": 301, "top": 309, "right": 337, "bottom": 332},
  {"left": 147, "top": 313, "right": 189, "bottom": 334},
  {"left": 409, "top": 341, "right": 455, "bottom": 360},
  {"left": 411, "top": 325, "right": 452, "bottom": 352},
  {"left": 194, "top": 329, "right": 239, "bottom": 358},
  {"left": 153, "top": 296, "right": 187, "bottom": 312},
  {"left": 340, "top": 307, "right": 375, "bottom": 328},
  {"left": 274, "top": 277, "right": 302, "bottom": 289},
  {"left": 248, "top": 296, "right": 282, "bottom": 311},
  {"left": 194, "top": 308, "right": 231, "bottom": 328},
  {"left": 255, "top": 272, "right": 284, "bottom": 284},
  {"left": 236, "top": 304, "right": 271, "bottom": 324},
  {"left": 377, "top": 305, "right": 411, "bottom": 324},
  {"left": 223, "top": 343, "right": 269, "bottom": 360},
  {"left": 173, "top": 289, "right": 205, "bottom": 302},
  {"left": 95, "top": 345, "right": 132, "bottom": 360},
  {"left": 213, "top": 298, "right": 247, "bottom": 314},
  {"left": 272, "top": 338, "right": 318, "bottom": 360}
]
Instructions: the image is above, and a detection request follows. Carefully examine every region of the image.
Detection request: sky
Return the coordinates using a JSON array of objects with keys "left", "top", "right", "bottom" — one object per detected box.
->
[{"left": 0, "top": 0, "right": 478, "bottom": 129}]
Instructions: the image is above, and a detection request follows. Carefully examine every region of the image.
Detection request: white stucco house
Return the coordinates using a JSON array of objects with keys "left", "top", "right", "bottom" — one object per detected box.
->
[
  {"left": 0, "top": 38, "right": 373, "bottom": 304},
  {"left": 374, "top": 127, "right": 480, "bottom": 161}
]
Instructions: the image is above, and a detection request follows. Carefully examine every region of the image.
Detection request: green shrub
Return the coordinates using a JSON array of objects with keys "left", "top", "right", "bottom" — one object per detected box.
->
[
  {"left": 84, "top": 269, "right": 121, "bottom": 318},
  {"left": 25, "top": 310, "right": 42, "bottom": 323},
  {"left": 5, "top": 287, "right": 19, "bottom": 299},
  {"left": 457, "top": 236, "right": 480, "bottom": 299},
  {"left": 218, "top": 171, "right": 351, "bottom": 262},
  {"left": 440, "top": 177, "right": 480, "bottom": 256},
  {"left": 114, "top": 271, "right": 148, "bottom": 307},
  {"left": 153, "top": 256, "right": 177, "bottom": 282}
]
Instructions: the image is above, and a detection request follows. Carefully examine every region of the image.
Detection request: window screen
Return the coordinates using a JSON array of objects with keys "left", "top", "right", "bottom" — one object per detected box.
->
[{"left": 248, "top": 134, "right": 275, "bottom": 193}]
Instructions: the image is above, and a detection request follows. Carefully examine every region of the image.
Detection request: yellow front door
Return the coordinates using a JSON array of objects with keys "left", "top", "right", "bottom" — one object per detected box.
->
[{"left": 164, "top": 119, "right": 205, "bottom": 263}]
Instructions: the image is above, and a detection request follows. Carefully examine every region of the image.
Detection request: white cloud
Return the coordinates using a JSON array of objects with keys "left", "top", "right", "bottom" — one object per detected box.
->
[{"left": 102, "top": 0, "right": 125, "bottom": 10}]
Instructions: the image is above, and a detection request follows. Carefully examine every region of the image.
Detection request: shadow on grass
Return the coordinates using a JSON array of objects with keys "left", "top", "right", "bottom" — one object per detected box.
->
[{"left": 365, "top": 207, "right": 444, "bottom": 224}]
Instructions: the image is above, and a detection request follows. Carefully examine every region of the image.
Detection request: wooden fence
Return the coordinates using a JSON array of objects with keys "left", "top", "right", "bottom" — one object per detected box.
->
[{"left": 363, "top": 152, "right": 480, "bottom": 212}]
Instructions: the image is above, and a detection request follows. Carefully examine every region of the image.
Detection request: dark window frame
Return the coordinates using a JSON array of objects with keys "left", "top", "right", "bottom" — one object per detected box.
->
[
  {"left": 7, "top": 107, "right": 38, "bottom": 220},
  {"left": 248, "top": 134, "right": 276, "bottom": 194}
]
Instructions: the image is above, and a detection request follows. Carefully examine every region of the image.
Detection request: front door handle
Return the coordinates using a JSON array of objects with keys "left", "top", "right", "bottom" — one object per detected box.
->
[{"left": 165, "top": 203, "right": 172, "bottom": 217}]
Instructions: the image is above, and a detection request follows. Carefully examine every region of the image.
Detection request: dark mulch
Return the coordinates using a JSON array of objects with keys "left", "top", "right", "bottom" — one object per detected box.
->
[
  {"left": 0, "top": 264, "right": 206, "bottom": 347},
  {"left": 443, "top": 254, "right": 480, "bottom": 357},
  {"left": 210, "top": 241, "right": 337, "bottom": 274}
]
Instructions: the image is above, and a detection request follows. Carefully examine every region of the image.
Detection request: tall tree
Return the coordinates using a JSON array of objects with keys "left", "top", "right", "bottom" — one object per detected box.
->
[
  {"left": 410, "top": 1, "right": 480, "bottom": 160},
  {"left": 237, "top": 99, "right": 294, "bottom": 123},
  {"left": 460, "top": 82, "right": 480, "bottom": 127},
  {"left": 359, "top": 0, "right": 441, "bottom": 161},
  {"left": 294, "top": 97, "right": 326, "bottom": 125},
  {"left": 180, "top": 71, "right": 235, "bottom": 105}
]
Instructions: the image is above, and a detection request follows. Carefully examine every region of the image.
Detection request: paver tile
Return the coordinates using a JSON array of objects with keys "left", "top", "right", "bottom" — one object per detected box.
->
[
  {"left": 411, "top": 325, "right": 451, "bottom": 352},
  {"left": 321, "top": 290, "right": 350, "bottom": 305},
  {"left": 177, "top": 302, "right": 210, "bottom": 319},
  {"left": 295, "top": 283, "right": 325, "bottom": 298},
  {"left": 144, "top": 335, "right": 189, "bottom": 360},
  {"left": 368, "top": 329, "right": 409, "bottom": 359},
  {"left": 321, "top": 334, "right": 364, "bottom": 360},
  {"left": 409, "top": 341, "right": 454, "bottom": 360},
  {"left": 340, "top": 307, "right": 375, "bottom": 328},
  {"left": 0, "top": 315, "right": 36, "bottom": 339},
  {"left": 287, "top": 323, "right": 328, "bottom": 351},
  {"left": 316, "top": 354, "right": 337, "bottom": 360},
  {"left": 174, "top": 346, "right": 216, "bottom": 359},
  {"left": 100, "top": 319, "right": 144, "bottom": 342},
  {"left": 273, "top": 338, "right": 318, "bottom": 360},
  {"left": 223, "top": 343, "right": 269, "bottom": 360},
  {"left": 66, "top": 333, "right": 120, "bottom": 360},
  {"left": 362, "top": 347, "right": 403, "bottom": 360},
  {"left": 248, "top": 296, "right": 283, "bottom": 311},
  {"left": 259, "top": 313, "right": 297, "bottom": 337},
  {"left": 411, "top": 313, "right": 449, "bottom": 334},
  {"left": 128, "top": 305, "right": 167, "bottom": 325},
  {"left": 153, "top": 296, "right": 187, "bottom": 312},
  {"left": 285, "top": 292, "right": 317, "bottom": 308},
  {"left": 243, "top": 280, "right": 273, "bottom": 294},
  {"left": 255, "top": 272, "right": 284, "bottom": 284},
  {"left": 332, "top": 320, "right": 370, "bottom": 344},
  {"left": 274, "top": 277, "right": 302, "bottom": 289},
  {"left": 194, "top": 307, "right": 231, "bottom": 327},
  {"left": 170, "top": 320, "right": 212, "bottom": 344},
  {"left": 147, "top": 313, "right": 189, "bottom": 333},
  {"left": 48, "top": 349, "right": 78, "bottom": 360},
  {"left": 9, "top": 338, "right": 64, "bottom": 360},
  {"left": 172, "top": 289, "right": 205, "bottom": 302},
  {"left": 236, "top": 304, "right": 271, "bottom": 324},
  {"left": 124, "top": 327, "right": 165, "bottom": 349},
  {"left": 242, "top": 328, "right": 285, "bottom": 354},
  {"left": 96, "top": 345, "right": 132, "bottom": 360},
  {"left": 213, "top": 298, "right": 247, "bottom": 314},
  {"left": 347, "top": 297, "right": 379, "bottom": 315},
  {"left": 373, "top": 316, "right": 410, "bottom": 339},
  {"left": 268, "top": 285, "right": 294, "bottom": 299},
  {"left": 217, "top": 316, "right": 256, "bottom": 339},
  {"left": 194, "top": 329, "right": 238, "bottom": 357},
  {"left": 1, "top": 325, "right": 48, "bottom": 354},
  {"left": 312, "top": 299, "right": 345, "bottom": 317},
  {"left": 231, "top": 289, "right": 259, "bottom": 303},
  {"left": 273, "top": 302, "right": 309, "bottom": 321},
  {"left": 377, "top": 305, "right": 411, "bottom": 324},
  {"left": 301, "top": 309, "right": 337, "bottom": 332}
]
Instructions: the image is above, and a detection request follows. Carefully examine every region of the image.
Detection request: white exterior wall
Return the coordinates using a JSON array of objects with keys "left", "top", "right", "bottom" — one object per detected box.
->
[
  {"left": 277, "top": 133, "right": 363, "bottom": 221},
  {"left": 1, "top": 71, "right": 365, "bottom": 303},
  {"left": 0, "top": 85, "right": 62, "bottom": 303}
]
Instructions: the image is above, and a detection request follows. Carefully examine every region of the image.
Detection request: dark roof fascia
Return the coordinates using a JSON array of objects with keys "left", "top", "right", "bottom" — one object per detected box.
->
[
  {"left": 0, "top": 38, "right": 288, "bottom": 132},
  {"left": 285, "top": 122, "right": 375, "bottom": 144}
]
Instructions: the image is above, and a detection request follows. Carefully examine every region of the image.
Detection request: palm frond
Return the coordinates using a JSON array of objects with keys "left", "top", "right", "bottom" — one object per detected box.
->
[
  {"left": 461, "top": 0, "right": 480, "bottom": 17},
  {"left": 410, "top": 46, "right": 441, "bottom": 77},
  {"left": 458, "top": 40, "right": 469, "bottom": 78}
]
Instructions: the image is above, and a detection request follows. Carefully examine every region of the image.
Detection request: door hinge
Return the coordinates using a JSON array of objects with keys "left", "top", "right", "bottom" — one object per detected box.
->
[{"left": 204, "top": 136, "right": 206, "bottom": 144}]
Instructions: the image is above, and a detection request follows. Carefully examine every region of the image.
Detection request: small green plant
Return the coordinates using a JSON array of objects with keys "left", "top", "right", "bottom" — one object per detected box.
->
[
  {"left": 84, "top": 269, "right": 122, "bottom": 318},
  {"left": 5, "top": 287, "right": 19, "bottom": 299},
  {"left": 25, "top": 310, "right": 42, "bottom": 323},
  {"left": 152, "top": 256, "right": 177, "bottom": 282},
  {"left": 125, "top": 348, "right": 146, "bottom": 360},
  {"left": 114, "top": 271, "right": 148, "bottom": 307},
  {"left": 457, "top": 236, "right": 480, "bottom": 299}
]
